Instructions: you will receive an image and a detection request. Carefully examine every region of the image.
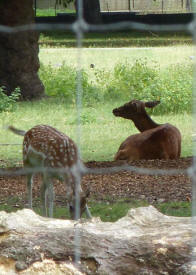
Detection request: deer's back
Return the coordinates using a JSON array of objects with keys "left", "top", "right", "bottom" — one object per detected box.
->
[
  {"left": 116, "top": 123, "right": 181, "bottom": 160},
  {"left": 23, "top": 125, "right": 78, "bottom": 168}
]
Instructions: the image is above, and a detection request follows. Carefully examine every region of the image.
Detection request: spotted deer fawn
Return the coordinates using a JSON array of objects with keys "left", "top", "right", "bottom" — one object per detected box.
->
[
  {"left": 8, "top": 125, "right": 91, "bottom": 220},
  {"left": 113, "top": 100, "right": 181, "bottom": 161}
]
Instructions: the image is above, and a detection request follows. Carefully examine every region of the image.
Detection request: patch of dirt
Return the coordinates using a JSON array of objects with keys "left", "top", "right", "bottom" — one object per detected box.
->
[{"left": 0, "top": 157, "right": 192, "bottom": 206}]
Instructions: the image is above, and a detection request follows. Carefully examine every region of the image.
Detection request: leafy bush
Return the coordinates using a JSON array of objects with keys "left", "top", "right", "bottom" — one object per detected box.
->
[
  {"left": 39, "top": 63, "right": 99, "bottom": 103},
  {"left": 95, "top": 59, "right": 160, "bottom": 101},
  {"left": 159, "top": 64, "right": 193, "bottom": 113},
  {"left": 94, "top": 59, "right": 193, "bottom": 114},
  {"left": 0, "top": 87, "right": 20, "bottom": 113},
  {"left": 39, "top": 60, "right": 193, "bottom": 114}
]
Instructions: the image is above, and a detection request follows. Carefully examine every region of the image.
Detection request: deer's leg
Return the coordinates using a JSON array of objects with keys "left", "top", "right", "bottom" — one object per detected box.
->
[
  {"left": 40, "top": 182, "right": 47, "bottom": 216},
  {"left": 72, "top": 173, "right": 84, "bottom": 220},
  {"left": 66, "top": 183, "right": 75, "bottom": 219},
  {"left": 40, "top": 174, "right": 48, "bottom": 217},
  {"left": 47, "top": 179, "right": 54, "bottom": 218},
  {"left": 40, "top": 173, "right": 54, "bottom": 217},
  {"left": 63, "top": 172, "right": 75, "bottom": 219},
  {"left": 85, "top": 204, "right": 92, "bottom": 219},
  {"left": 26, "top": 173, "right": 33, "bottom": 209}
]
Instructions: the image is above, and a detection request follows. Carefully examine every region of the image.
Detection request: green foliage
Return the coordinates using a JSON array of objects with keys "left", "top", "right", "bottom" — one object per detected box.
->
[
  {"left": 39, "top": 59, "right": 193, "bottom": 114},
  {"left": 95, "top": 59, "right": 160, "bottom": 101},
  {"left": 39, "top": 63, "right": 76, "bottom": 102},
  {"left": 0, "top": 87, "right": 20, "bottom": 113},
  {"left": 159, "top": 64, "right": 193, "bottom": 113},
  {"left": 94, "top": 59, "right": 193, "bottom": 114},
  {"left": 39, "top": 63, "right": 99, "bottom": 104}
]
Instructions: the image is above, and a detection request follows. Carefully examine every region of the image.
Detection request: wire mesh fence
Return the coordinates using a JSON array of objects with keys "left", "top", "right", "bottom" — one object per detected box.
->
[{"left": 0, "top": 0, "right": 194, "bottom": 272}]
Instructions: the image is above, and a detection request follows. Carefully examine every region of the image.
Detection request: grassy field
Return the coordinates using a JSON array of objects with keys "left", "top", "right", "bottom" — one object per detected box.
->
[
  {"left": 39, "top": 45, "right": 193, "bottom": 73},
  {"left": 0, "top": 197, "right": 190, "bottom": 222},
  {"left": 1, "top": 45, "right": 193, "bottom": 163},
  {"left": 35, "top": 8, "right": 74, "bottom": 17},
  {"left": 0, "top": 99, "right": 192, "bottom": 163},
  {"left": 39, "top": 30, "right": 192, "bottom": 48},
  {"left": 0, "top": 45, "right": 193, "bottom": 220}
]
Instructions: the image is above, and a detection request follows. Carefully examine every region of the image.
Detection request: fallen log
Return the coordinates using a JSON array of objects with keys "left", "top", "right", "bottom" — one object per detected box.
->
[{"left": 0, "top": 206, "right": 192, "bottom": 274}]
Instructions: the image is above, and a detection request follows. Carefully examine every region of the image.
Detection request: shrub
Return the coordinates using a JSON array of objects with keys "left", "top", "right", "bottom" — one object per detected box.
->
[
  {"left": 95, "top": 59, "right": 160, "bottom": 101},
  {"left": 159, "top": 64, "right": 193, "bottom": 113},
  {"left": 94, "top": 59, "right": 193, "bottom": 114},
  {"left": 39, "top": 63, "right": 99, "bottom": 104},
  {"left": 39, "top": 60, "right": 193, "bottom": 114},
  {"left": 0, "top": 87, "right": 20, "bottom": 113}
]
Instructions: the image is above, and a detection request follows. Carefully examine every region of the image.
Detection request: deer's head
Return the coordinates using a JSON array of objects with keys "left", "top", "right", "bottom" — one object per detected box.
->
[
  {"left": 112, "top": 99, "right": 160, "bottom": 120},
  {"left": 69, "top": 189, "right": 90, "bottom": 220}
]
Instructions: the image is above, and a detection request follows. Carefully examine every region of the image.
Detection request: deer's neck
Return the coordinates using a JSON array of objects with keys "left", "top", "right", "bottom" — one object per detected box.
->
[{"left": 132, "top": 113, "right": 160, "bottom": 132}]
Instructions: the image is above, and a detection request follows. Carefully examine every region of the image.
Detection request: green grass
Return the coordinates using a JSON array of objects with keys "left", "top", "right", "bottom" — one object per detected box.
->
[
  {"left": 0, "top": 46, "right": 193, "bottom": 162},
  {"left": 39, "top": 30, "right": 192, "bottom": 48},
  {"left": 39, "top": 46, "right": 194, "bottom": 72},
  {"left": 0, "top": 98, "right": 192, "bottom": 164},
  {"left": 0, "top": 197, "right": 191, "bottom": 221},
  {"left": 35, "top": 8, "right": 75, "bottom": 17},
  {"left": 156, "top": 201, "right": 191, "bottom": 217},
  {"left": 0, "top": 45, "right": 193, "bottom": 220}
]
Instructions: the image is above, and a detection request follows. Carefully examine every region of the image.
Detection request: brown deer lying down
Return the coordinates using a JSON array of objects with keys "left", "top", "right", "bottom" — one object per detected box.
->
[
  {"left": 112, "top": 100, "right": 181, "bottom": 161},
  {"left": 8, "top": 125, "right": 91, "bottom": 220}
]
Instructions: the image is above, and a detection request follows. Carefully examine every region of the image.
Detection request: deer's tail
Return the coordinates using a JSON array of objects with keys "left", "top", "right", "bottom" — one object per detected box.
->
[{"left": 8, "top": 125, "right": 26, "bottom": 136}]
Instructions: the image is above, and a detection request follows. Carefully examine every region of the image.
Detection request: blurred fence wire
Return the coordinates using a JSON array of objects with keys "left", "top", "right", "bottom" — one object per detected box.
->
[{"left": 0, "top": 0, "right": 195, "bottom": 271}]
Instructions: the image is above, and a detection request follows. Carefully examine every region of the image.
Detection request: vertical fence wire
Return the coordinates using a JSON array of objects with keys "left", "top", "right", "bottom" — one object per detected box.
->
[
  {"left": 0, "top": 1, "right": 194, "bottom": 271},
  {"left": 192, "top": 0, "right": 196, "bottom": 272},
  {"left": 74, "top": 0, "right": 84, "bottom": 264}
]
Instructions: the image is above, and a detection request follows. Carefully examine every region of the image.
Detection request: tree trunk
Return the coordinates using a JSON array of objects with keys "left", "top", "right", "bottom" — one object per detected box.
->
[
  {"left": 75, "top": 0, "right": 102, "bottom": 24},
  {"left": 0, "top": 0, "right": 44, "bottom": 100},
  {"left": 0, "top": 206, "right": 191, "bottom": 274},
  {"left": 186, "top": 0, "right": 191, "bottom": 12}
]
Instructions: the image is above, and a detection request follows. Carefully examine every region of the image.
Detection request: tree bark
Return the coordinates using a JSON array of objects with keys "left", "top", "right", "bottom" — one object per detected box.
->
[
  {"left": 0, "top": 0, "right": 44, "bottom": 100},
  {"left": 0, "top": 206, "right": 192, "bottom": 274}
]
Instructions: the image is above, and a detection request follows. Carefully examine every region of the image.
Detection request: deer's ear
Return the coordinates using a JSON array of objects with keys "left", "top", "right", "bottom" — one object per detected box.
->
[
  {"left": 132, "top": 102, "right": 139, "bottom": 111},
  {"left": 134, "top": 101, "right": 144, "bottom": 112},
  {"left": 145, "top": 100, "right": 160, "bottom": 108}
]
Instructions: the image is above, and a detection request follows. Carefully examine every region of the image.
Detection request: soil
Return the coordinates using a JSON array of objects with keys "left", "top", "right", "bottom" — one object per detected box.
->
[{"left": 0, "top": 157, "right": 192, "bottom": 206}]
